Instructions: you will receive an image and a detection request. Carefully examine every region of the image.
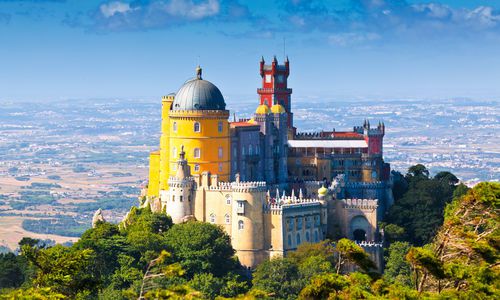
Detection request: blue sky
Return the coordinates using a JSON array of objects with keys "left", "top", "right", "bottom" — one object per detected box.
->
[{"left": 1, "top": 0, "right": 500, "bottom": 102}]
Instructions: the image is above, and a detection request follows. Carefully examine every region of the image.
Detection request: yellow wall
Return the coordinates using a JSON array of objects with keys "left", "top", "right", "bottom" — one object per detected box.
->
[
  {"left": 169, "top": 110, "right": 230, "bottom": 181},
  {"left": 159, "top": 95, "right": 174, "bottom": 191},
  {"left": 147, "top": 151, "right": 160, "bottom": 197}
]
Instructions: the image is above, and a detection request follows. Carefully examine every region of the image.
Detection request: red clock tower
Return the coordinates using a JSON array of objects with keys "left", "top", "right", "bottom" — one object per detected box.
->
[{"left": 258, "top": 56, "right": 293, "bottom": 129}]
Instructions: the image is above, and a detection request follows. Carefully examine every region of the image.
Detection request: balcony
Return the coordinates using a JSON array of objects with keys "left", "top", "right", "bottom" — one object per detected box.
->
[{"left": 257, "top": 88, "right": 292, "bottom": 94}]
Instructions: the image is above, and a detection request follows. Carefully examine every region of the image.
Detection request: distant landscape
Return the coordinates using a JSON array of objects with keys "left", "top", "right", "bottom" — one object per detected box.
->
[{"left": 0, "top": 97, "right": 498, "bottom": 251}]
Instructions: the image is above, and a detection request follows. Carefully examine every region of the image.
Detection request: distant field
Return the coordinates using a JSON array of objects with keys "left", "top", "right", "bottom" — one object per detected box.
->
[{"left": 0, "top": 98, "right": 498, "bottom": 250}]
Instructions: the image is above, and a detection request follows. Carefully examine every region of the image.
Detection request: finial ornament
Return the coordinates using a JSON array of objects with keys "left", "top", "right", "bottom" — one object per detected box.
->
[
  {"left": 180, "top": 145, "right": 185, "bottom": 159},
  {"left": 196, "top": 65, "right": 202, "bottom": 80}
]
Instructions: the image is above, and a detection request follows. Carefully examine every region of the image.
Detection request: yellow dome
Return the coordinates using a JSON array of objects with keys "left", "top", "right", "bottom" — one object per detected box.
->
[
  {"left": 271, "top": 104, "right": 286, "bottom": 114},
  {"left": 248, "top": 117, "right": 256, "bottom": 124},
  {"left": 318, "top": 185, "right": 328, "bottom": 196},
  {"left": 255, "top": 104, "right": 271, "bottom": 114}
]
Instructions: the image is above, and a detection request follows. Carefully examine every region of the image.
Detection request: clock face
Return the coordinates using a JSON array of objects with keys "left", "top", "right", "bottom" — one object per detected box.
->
[{"left": 265, "top": 74, "right": 272, "bottom": 83}]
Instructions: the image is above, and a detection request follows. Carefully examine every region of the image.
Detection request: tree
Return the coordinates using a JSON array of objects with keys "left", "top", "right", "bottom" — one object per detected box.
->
[
  {"left": 164, "top": 221, "right": 236, "bottom": 278},
  {"left": 383, "top": 242, "right": 412, "bottom": 287},
  {"left": 252, "top": 257, "right": 302, "bottom": 300},
  {"left": 335, "top": 239, "right": 377, "bottom": 276},
  {"left": 298, "top": 273, "right": 348, "bottom": 300},
  {"left": 21, "top": 244, "right": 98, "bottom": 297},
  {"left": 0, "top": 252, "right": 26, "bottom": 288},
  {"left": 407, "top": 164, "right": 429, "bottom": 179}
]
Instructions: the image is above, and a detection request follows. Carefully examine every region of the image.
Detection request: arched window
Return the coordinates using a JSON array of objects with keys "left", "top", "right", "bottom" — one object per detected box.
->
[
  {"left": 238, "top": 220, "right": 244, "bottom": 230},
  {"left": 194, "top": 148, "right": 201, "bottom": 158},
  {"left": 218, "top": 121, "right": 223, "bottom": 133},
  {"left": 306, "top": 231, "right": 310, "bottom": 242},
  {"left": 314, "top": 231, "right": 319, "bottom": 242},
  {"left": 218, "top": 147, "right": 223, "bottom": 159},
  {"left": 172, "top": 122, "right": 177, "bottom": 132},
  {"left": 242, "top": 147, "right": 245, "bottom": 156},
  {"left": 209, "top": 213, "right": 215, "bottom": 224},
  {"left": 194, "top": 164, "right": 200, "bottom": 172},
  {"left": 218, "top": 163, "right": 223, "bottom": 172},
  {"left": 296, "top": 233, "right": 301, "bottom": 245},
  {"left": 248, "top": 144, "right": 253, "bottom": 155},
  {"left": 194, "top": 122, "right": 201, "bottom": 132},
  {"left": 288, "top": 234, "right": 292, "bottom": 246},
  {"left": 225, "top": 195, "right": 231, "bottom": 205},
  {"left": 172, "top": 147, "right": 177, "bottom": 158},
  {"left": 225, "top": 214, "right": 230, "bottom": 224}
]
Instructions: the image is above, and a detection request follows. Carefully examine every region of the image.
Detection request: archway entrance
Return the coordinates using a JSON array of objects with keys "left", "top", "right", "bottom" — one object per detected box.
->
[{"left": 353, "top": 229, "right": 366, "bottom": 242}]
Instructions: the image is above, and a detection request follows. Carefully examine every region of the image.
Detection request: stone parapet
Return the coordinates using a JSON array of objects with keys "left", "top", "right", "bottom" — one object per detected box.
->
[{"left": 341, "top": 198, "right": 378, "bottom": 209}]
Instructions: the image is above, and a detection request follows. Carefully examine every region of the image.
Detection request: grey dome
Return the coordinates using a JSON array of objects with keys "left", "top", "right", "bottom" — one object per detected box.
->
[{"left": 172, "top": 67, "right": 226, "bottom": 111}]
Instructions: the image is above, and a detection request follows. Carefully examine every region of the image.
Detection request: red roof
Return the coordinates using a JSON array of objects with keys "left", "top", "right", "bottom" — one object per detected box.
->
[
  {"left": 334, "top": 132, "right": 363, "bottom": 138},
  {"left": 230, "top": 122, "right": 260, "bottom": 128}
]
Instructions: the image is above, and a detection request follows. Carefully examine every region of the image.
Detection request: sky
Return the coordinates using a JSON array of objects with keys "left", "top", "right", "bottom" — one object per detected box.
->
[{"left": 1, "top": 0, "right": 500, "bottom": 102}]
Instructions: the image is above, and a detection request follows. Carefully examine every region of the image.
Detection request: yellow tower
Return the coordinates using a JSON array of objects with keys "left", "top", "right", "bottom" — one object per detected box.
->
[
  {"left": 159, "top": 94, "right": 174, "bottom": 191},
  {"left": 168, "top": 66, "right": 230, "bottom": 181}
]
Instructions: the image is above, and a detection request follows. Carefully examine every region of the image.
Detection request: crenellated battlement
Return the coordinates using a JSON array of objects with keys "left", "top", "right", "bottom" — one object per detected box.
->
[
  {"left": 341, "top": 198, "right": 378, "bottom": 209},
  {"left": 264, "top": 198, "right": 321, "bottom": 214},
  {"left": 169, "top": 110, "right": 230, "bottom": 119},
  {"left": 355, "top": 241, "right": 383, "bottom": 248},
  {"left": 345, "top": 181, "right": 386, "bottom": 189}
]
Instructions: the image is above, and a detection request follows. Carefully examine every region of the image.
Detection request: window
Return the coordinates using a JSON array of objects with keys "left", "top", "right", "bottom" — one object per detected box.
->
[
  {"left": 238, "top": 220, "right": 244, "bottom": 230},
  {"left": 172, "top": 195, "right": 175, "bottom": 202},
  {"left": 288, "top": 234, "right": 292, "bottom": 246},
  {"left": 179, "top": 195, "right": 183, "bottom": 202},
  {"left": 210, "top": 214, "right": 215, "bottom": 224},
  {"left": 225, "top": 195, "right": 231, "bottom": 205},
  {"left": 218, "top": 147, "right": 223, "bottom": 159},
  {"left": 314, "top": 231, "right": 319, "bottom": 242},
  {"left": 296, "top": 233, "right": 301, "bottom": 245},
  {"left": 194, "top": 122, "right": 201, "bottom": 132},
  {"left": 172, "top": 147, "right": 177, "bottom": 158},
  {"left": 296, "top": 218, "right": 303, "bottom": 230},
  {"left": 306, "top": 217, "right": 312, "bottom": 229},
  {"left": 242, "top": 147, "right": 245, "bottom": 156},
  {"left": 265, "top": 74, "right": 272, "bottom": 83},
  {"left": 306, "top": 231, "right": 310, "bottom": 242},
  {"left": 194, "top": 148, "right": 201, "bottom": 158},
  {"left": 218, "top": 163, "right": 223, "bottom": 172},
  {"left": 194, "top": 164, "right": 200, "bottom": 172},
  {"left": 172, "top": 122, "right": 177, "bottom": 132},
  {"left": 225, "top": 214, "right": 230, "bottom": 224},
  {"left": 236, "top": 200, "right": 245, "bottom": 215},
  {"left": 248, "top": 144, "right": 253, "bottom": 155},
  {"left": 218, "top": 121, "right": 223, "bottom": 133}
]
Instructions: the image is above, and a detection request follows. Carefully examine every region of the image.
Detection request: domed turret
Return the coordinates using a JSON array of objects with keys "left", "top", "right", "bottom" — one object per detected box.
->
[
  {"left": 255, "top": 104, "right": 271, "bottom": 114},
  {"left": 318, "top": 185, "right": 328, "bottom": 197},
  {"left": 172, "top": 66, "right": 226, "bottom": 111},
  {"left": 271, "top": 104, "right": 286, "bottom": 114}
]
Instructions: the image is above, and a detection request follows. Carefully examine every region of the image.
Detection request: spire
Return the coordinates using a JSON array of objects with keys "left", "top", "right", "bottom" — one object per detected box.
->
[
  {"left": 285, "top": 55, "right": 289, "bottom": 63},
  {"left": 299, "top": 188, "right": 303, "bottom": 199},
  {"left": 273, "top": 55, "right": 277, "bottom": 63},
  {"left": 261, "top": 56, "right": 265, "bottom": 63},
  {"left": 291, "top": 189, "right": 295, "bottom": 199},
  {"left": 179, "top": 145, "right": 185, "bottom": 160},
  {"left": 276, "top": 188, "right": 280, "bottom": 199},
  {"left": 196, "top": 65, "right": 202, "bottom": 80}
]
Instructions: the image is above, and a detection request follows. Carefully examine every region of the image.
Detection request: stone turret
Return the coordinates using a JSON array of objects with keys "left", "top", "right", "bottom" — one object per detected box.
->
[{"left": 166, "top": 146, "right": 194, "bottom": 223}]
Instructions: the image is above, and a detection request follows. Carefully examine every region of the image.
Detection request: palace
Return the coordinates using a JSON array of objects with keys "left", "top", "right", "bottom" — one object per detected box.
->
[{"left": 141, "top": 57, "right": 393, "bottom": 269}]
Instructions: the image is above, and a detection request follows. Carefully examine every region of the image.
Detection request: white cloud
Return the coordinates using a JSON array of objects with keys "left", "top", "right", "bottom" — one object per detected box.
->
[
  {"left": 163, "top": 0, "right": 220, "bottom": 20},
  {"left": 328, "top": 32, "right": 380, "bottom": 46},
  {"left": 100, "top": 1, "right": 135, "bottom": 18}
]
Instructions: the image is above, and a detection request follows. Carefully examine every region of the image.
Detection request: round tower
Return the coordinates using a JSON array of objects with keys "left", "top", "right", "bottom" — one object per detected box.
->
[
  {"left": 166, "top": 147, "right": 194, "bottom": 223},
  {"left": 168, "top": 66, "right": 230, "bottom": 181},
  {"left": 230, "top": 183, "right": 266, "bottom": 268}
]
